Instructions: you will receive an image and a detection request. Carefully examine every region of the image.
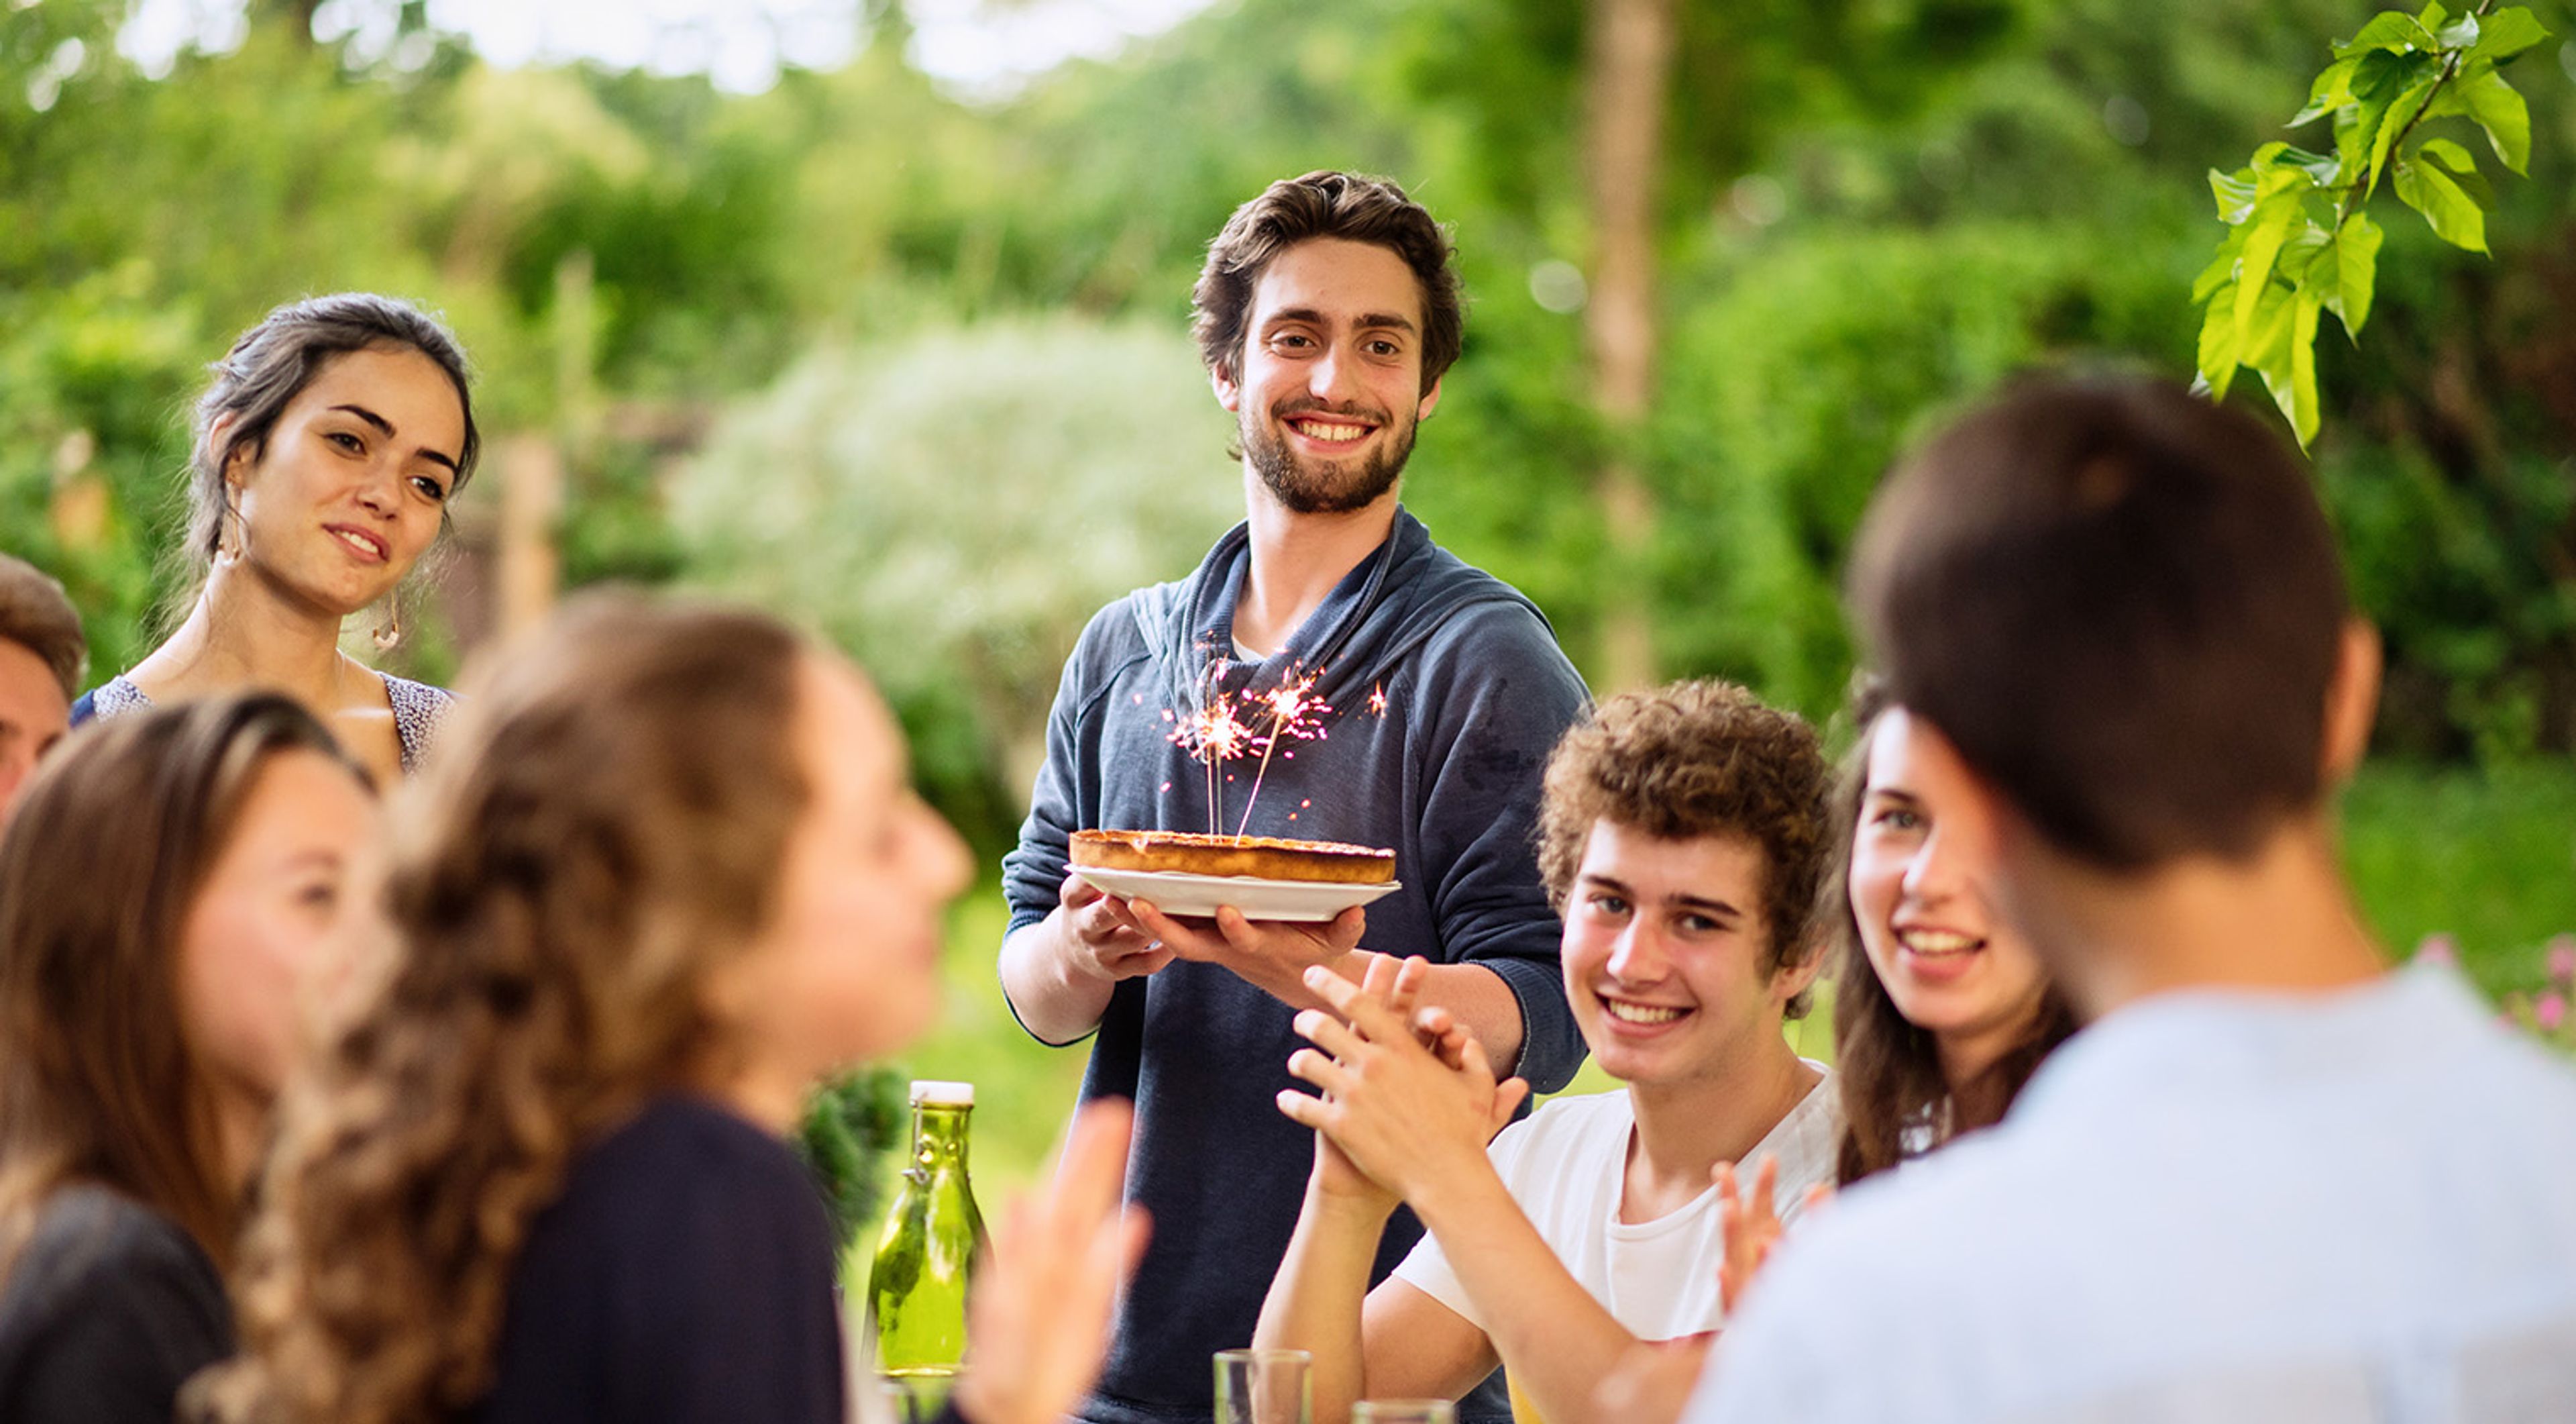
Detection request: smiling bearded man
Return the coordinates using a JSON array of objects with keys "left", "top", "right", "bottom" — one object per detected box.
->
[{"left": 998, "top": 170, "right": 1591, "bottom": 1424}]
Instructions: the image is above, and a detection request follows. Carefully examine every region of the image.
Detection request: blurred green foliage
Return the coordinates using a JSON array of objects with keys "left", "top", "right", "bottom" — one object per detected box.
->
[{"left": 2, "top": 0, "right": 2569, "bottom": 870}]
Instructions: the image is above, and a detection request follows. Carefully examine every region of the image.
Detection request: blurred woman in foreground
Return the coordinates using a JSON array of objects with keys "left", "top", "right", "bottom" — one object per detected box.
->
[
  {"left": 0, "top": 696, "right": 376, "bottom": 1422},
  {"left": 202, "top": 593, "right": 1142, "bottom": 1424},
  {"left": 77, "top": 293, "right": 480, "bottom": 784}
]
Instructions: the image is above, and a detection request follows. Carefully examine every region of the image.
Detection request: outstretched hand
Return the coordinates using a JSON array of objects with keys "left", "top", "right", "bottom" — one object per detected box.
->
[
  {"left": 1275, "top": 960, "right": 1529, "bottom": 1206},
  {"left": 953, "top": 1100, "right": 1148, "bottom": 1424},
  {"left": 1055, "top": 872, "right": 1174, "bottom": 982},
  {"left": 1128, "top": 898, "right": 1367, "bottom": 1008},
  {"left": 1714, "top": 1155, "right": 1831, "bottom": 1317}
]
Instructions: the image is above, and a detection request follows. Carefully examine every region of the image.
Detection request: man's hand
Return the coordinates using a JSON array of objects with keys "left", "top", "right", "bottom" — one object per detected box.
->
[
  {"left": 1127, "top": 898, "right": 1366, "bottom": 1007},
  {"left": 1275, "top": 962, "right": 1529, "bottom": 1207},
  {"left": 953, "top": 1101, "right": 1150, "bottom": 1424},
  {"left": 1057, "top": 872, "right": 1175, "bottom": 984}
]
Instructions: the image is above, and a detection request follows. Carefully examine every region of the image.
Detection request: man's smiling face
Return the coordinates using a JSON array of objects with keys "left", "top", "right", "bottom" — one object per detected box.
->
[
  {"left": 1216, "top": 236, "right": 1443, "bottom": 515},
  {"left": 1560, "top": 817, "right": 1807, "bottom": 1089}
]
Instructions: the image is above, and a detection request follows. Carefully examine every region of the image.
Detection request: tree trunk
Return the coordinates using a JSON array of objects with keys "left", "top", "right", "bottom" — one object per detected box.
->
[{"left": 1582, "top": 0, "right": 1675, "bottom": 693}]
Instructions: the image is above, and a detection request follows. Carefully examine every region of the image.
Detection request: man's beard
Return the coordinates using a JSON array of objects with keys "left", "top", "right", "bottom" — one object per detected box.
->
[{"left": 1242, "top": 402, "right": 1416, "bottom": 515}]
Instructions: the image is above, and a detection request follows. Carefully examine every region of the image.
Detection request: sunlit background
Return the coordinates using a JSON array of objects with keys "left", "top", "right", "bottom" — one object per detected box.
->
[{"left": 7, "top": 0, "right": 2573, "bottom": 1194}]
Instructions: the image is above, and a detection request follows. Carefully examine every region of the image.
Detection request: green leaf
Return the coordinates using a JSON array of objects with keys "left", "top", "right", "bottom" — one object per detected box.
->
[
  {"left": 2210, "top": 166, "right": 2260, "bottom": 222},
  {"left": 2436, "top": 11, "right": 2478, "bottom": 48},
  {"left": 2279, "top": 219, "right": 2332, "bottom": 278},
  {"left": 2292, "top": 56, "right": 2359, "bottom": 124},
  {"left": 2337, "top": 11, "right": 2437, "bottom": 56},
  {"left": 2243, "top": 283, "right": 2323, "bottom": 448},
  {"left": 2416, "top": 137, "right": 2495, "bottom": 209},
  {"left": 2459, "top": 69, "right": 2531, "bottom": 173},
  {"left": 2332, "top": 211, "right": 2384, "bottom": 337},
  {"left": 2340, "top": 50, "right": 2425, "bottom": 188},
  {"left": 2192, "top": 225, "right": 2249, "bottom": 303},
  {"left": 2367, "top": 70, "right": 2440, "bottom": 195},
  {"left": 2469, "top": 7, "right": 2552, "bottom": 64},
  {"left": 2197, "top": 279, "right": 2243, "bottom": 401},
  {"left": 2415, "top": 3, "right": 2447, "bottom": 38},
  {"left": 2269, "top": 144, "right": 2344, "bottom": 185},
  {"left": 2394, "top": 154, "right": 2489, "bottom": 252},
  {"left": 2233, "top": 194, "right": 2304, "bottom": 348}
]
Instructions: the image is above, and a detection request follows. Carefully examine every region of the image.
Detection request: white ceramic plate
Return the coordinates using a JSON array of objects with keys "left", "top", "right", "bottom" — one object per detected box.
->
[{"left": 1069, "top": 866, "right": 1402, "bottom": 923}]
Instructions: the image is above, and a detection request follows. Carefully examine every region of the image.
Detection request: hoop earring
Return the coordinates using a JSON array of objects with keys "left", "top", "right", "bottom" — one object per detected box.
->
[
  {"left": 217, "top": 502, "right": 244, "bottom": 562},
  {"left": 373, "top": 593, "right": 403, "bottom": 652}
]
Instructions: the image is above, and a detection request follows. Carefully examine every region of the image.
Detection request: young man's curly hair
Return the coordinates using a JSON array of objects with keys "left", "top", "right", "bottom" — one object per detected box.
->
[{"left": 1536, "top": 680, "right": 1833, "bottom": 1017}]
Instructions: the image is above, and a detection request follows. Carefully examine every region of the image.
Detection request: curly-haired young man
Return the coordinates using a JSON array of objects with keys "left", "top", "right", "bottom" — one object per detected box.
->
[
  {"left": 998, "top": 171, "right": 1589, "bottom": 1424},
  {"left": 1254, "top": 680, "right": 1843, "bottom": 1424}
]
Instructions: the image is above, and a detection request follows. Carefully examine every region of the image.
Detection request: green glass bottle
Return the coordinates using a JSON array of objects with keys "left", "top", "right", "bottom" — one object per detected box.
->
[{"left": 869, "top": 1080, "right": 985, "bottom": 1403}]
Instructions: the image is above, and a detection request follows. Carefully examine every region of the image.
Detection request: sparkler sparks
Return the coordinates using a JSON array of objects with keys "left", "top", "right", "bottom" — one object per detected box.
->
[{"left": 1161, "top": 652, "right": 1377, "bottom": 838}]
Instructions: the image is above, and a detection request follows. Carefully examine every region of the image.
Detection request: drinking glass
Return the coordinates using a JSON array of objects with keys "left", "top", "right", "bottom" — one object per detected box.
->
[
  {"left": 875, "top": 1367, "right": 957, "bottom": 1424},
  {"left": 1214, "top": 1347, "right": 1313, "bottom": 1424},
  {"left": 1352, "top": 1402, "right": 1456, "bottom": 1424}
]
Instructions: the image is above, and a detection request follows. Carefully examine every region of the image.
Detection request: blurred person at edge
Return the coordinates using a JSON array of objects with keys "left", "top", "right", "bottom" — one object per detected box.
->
[
  {"left": 0, "top": 695, "right": 377, "bottom": 1423},
  {"left": 0, "top": 553, "right": 85, "bottom": 823},
  {"left": 1669, "top": 376, "right": 2576, "bottom": 1423},
  {"left": 1254, "top": 681, "right": 1843, "bottom": 1424},
  {"left": 997, "top": 170, "right": 1589, "bottom": 1424},
  {"left": 74, "top": 293, "right": 480, "bottom": 785},
  {"left": 197, "top": 594, "right": 1142, "bottom": 1424}
]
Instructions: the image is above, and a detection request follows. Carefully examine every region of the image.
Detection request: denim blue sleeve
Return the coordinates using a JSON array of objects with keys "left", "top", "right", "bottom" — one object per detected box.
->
[{"left": 1409, "top": 601, "right": 1591, "bottom": 1093}]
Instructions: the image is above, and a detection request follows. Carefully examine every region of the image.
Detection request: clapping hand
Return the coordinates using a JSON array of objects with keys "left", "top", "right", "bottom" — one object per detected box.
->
[
  {"left": 1301, "top": 955, "right": 1473, "bottom": 1213},
  {"left": 1275, "top": 959, "right": 1529, "bottom": 1205}
]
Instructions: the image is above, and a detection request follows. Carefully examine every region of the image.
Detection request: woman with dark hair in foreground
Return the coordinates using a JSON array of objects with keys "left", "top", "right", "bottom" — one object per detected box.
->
[{"left": 0, "top": 695, "right": 376, "bottom": 1422}]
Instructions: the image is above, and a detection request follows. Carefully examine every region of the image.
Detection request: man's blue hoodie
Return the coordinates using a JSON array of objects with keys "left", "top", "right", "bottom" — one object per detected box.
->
[{"left": 1004, "top": 508, "right": 1590, "bottom": 1424}]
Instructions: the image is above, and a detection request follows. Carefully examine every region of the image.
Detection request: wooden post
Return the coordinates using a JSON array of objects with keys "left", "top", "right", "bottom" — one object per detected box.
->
[
  {"left": 496, "top": 434, "right": 562, "bottom": 637},
  {"left": 1582, "top": 0, "right": 1676, "bottom": 693}
]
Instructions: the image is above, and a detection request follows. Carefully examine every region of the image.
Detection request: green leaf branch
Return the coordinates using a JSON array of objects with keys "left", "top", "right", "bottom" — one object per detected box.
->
[{"left": 2192, "top": 1, "right": 2554, "bottom": 446}]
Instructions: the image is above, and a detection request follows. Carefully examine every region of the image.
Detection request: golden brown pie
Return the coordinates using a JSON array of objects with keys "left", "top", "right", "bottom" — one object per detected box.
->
[{"left": 1071, "top": 829, "right": 1395, "bottom": 885}]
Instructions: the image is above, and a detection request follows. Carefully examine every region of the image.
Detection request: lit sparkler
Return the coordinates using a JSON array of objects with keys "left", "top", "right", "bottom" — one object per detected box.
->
[
  {"left": 1159, "top": 652, "right": 1389, "bottom": 838},
  {"left": 1234, "top": 669, "right": 1331, "bottom": 838}
]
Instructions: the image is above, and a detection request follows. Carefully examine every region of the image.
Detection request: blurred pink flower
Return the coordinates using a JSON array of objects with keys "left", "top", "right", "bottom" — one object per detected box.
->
[
  {"left": 2546, "top": 935, "right": 2576, "bottom": 986},
  {"left": 2413, "top": 933, "right": 2459, "bottom": 968},
  {"left": 2538, "top": 991, "right": 2568, "bottom": 1033}
]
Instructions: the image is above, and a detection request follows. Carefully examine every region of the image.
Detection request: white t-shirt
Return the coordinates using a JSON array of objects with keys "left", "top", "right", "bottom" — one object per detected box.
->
[{"left": 1391, "top": 1063, "right": 1840, "bottom": 1342}]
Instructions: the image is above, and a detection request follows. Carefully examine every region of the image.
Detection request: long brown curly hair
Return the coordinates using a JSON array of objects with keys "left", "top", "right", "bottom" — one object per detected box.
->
[
  {"left": 0, "top": 695, "right": 363, "bottom": 1281},
  {"left": 1828, "top": 679, "right": 2078, "bottom": 1186},
  {"left": 198, "top": 593, "right": 812, "bottom": 1424}
]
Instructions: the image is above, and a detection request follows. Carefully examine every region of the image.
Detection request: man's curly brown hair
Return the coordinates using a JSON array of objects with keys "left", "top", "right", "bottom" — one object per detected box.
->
[{"left": 1536, "top": 680, "right": 1833, "bottom": 1017}]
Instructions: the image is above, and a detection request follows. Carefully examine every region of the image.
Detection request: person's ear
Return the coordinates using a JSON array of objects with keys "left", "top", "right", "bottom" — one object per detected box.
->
[
  {"left": 213, "top": 416, "right": 260, "bottom": 493},
  {"left": 1772, "top": 933, "right": 1827, "bottom": 1008},
  {"left": 1212, "top": 361, "right": 1242, "bottom": 414},
  {"left": 1415, "top": 371, "right": 1443, "bottom": 423},
  {"left": 2320, "top": 619, "right": 2382, "bottom": 787}
]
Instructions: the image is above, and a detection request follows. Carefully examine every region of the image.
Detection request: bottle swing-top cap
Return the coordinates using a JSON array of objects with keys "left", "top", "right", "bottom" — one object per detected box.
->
[{"left": 909, "top": 1080, "right": 975, "bottom": 1107}]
